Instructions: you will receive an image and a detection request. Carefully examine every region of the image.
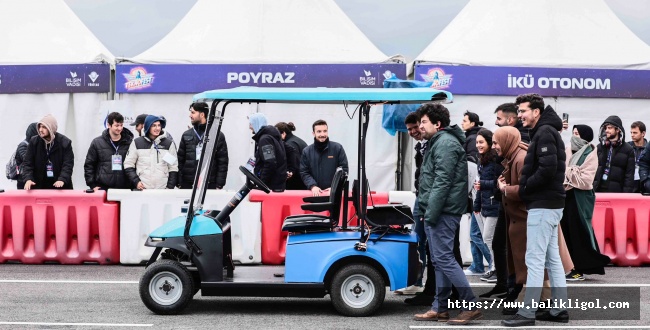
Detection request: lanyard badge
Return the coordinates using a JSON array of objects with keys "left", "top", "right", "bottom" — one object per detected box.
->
[{"left": 46, "top": 161, "right": 54, "bottom": 178}]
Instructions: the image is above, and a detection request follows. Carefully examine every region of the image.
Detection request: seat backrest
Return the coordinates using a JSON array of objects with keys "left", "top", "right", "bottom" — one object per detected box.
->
[
  {"left": 328, "top": 168, "right": 347, "bottom": 225},
  {"left": 351, "top": 179, "right": 361, "bottom": 219}
]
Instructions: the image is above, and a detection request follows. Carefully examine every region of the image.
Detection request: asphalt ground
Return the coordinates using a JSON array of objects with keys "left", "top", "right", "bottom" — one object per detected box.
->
[{"left": 0, "top": 264, "right": 649, "bottom": 329}]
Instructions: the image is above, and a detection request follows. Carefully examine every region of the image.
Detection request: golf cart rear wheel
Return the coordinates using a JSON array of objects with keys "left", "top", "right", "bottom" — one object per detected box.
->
[
  {"left": 140, "top": 259, "right": 195, "bottom": 315},
  {"left": 330, "top": 263, "right": 385, "bottom": 316}
]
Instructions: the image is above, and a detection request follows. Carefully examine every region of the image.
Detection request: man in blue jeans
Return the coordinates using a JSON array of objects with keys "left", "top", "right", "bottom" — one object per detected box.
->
[
  {"left": 413, "top": 103, "right": 482, "bottom": 325},
  {"left": 502, "top": 94, "right": 569, "bottom": 327}
]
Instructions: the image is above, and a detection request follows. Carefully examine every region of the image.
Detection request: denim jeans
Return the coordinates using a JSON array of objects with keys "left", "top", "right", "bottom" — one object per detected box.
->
[
  {"left": 425, "top": 214, "right": 477, "bottom": 313},
  {"left": 476, "top": 213, "right": 497, "bottom": 272},
  {"left": 469, "top": 213, "right": 490, "bottom": 273},
  {"left": 413, "top": 197, "right": 426, "bottom": 286},
  {"left": 517, "top": 208, "right": 568, "bottom": 318}
]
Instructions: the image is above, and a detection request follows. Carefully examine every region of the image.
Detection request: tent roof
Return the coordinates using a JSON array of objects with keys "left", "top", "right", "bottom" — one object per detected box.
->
[
  {"left": 121, "top": 0, "right": 400, "bottom": 64},
  {"left": 415, "top": 0, "right": 650, "bottom": 70},
  {"left": 0, "top": 0, "right": 113, "bottom": 64}
]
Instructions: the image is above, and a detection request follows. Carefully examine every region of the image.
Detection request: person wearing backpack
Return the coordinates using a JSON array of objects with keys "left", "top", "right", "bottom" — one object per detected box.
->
[
  {"left": 22, "top": 115, "right": 75, "bottom": 190},
  {"left": 6, "top": 123, "right": 37, "bottom": 189}
]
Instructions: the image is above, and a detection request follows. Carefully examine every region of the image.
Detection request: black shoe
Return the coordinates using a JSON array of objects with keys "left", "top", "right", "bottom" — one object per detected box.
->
[
  {"left": 404, "top": 294, "right": 434, "bottom": 306},
  {"left": 480, "top": 285, "right": 508, "bottom": 299},
  {"left": 502, "top": 314, "right": 535, "bottom": 327},
  {"left": 536, "top": 310, "right": 569, "bottom": 323},
  {"left": 566, "top": 269, "right": 585, "bottom": 281}
]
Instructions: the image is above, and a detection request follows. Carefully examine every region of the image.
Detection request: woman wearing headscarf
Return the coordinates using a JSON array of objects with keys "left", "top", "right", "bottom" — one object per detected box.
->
[
  {"left": 562, "top": 125, "right": 611, "bottom": 281},
  {"left": 494, "top": 127, "right": 574, "bottom": 313},
  {"left": 493, "top": 127, "right": 529, "bottom": 305}
]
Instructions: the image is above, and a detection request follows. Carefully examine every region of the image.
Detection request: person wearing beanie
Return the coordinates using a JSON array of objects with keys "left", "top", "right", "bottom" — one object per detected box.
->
[
  {"left": 12, "top": 122, "right": 38, "bottom": 189},
  {"left": 248, "top": 113, "right": 287, "bottom": 192},
  {"left": 593, "top": 115, "right": 635, "bottom": 193},
  {"left": 22, "top": 114, "right": 75, "bottom": 190},
  {"left": 177, "top": 102, "right": 228, "bottom": 189},
  {"left": 561, "top": 125, "right": 611, "bottom": 282},
  {"left": 299, "top": 119, "right": 349, "bottom": 197},
  {"left": 124, "top": 115, "right": 178, "bottom": 190}
]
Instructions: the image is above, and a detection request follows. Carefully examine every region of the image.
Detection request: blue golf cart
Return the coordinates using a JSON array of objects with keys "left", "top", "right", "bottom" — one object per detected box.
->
[{"left": 138, "top": 87, "right": 453, "bottom": 316}]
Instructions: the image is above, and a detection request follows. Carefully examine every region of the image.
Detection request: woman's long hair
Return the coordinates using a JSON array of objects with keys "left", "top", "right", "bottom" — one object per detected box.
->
[{"left": 477, "top": 128, "right": 497, "bottom": 165}]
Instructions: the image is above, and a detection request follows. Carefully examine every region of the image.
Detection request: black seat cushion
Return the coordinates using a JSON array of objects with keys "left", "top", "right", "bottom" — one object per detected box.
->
[{"left": 282, "top": 214, "right": 333, "bottom": 232}]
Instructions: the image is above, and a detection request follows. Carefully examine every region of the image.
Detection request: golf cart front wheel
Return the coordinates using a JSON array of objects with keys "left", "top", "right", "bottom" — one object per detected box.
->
[
  {"left": 139, "top": 259, "right": 195, "bottom": 315},
  {"left": 330, "top": 263, "right": 385, "bottom": 316}
]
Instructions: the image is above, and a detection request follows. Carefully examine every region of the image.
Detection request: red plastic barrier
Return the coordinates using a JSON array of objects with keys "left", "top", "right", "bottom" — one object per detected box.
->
[
  {"left": 0, "top": 190, "right": 119, "bottom": 264},
  {"left": 250, "top": 190, "right": 389, "bottom": 265},
  {"left": 592, "top": 193, "right": 650, "bottom": 266}
]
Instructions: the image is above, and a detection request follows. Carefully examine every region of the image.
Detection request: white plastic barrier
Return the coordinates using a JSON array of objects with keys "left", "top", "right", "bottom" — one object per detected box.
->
[
  {"left": 107, "top": 189, "right": 261, "bottom": 265},
  {"left": 389, "top": 191, "right": 473, "bottom": 265}
]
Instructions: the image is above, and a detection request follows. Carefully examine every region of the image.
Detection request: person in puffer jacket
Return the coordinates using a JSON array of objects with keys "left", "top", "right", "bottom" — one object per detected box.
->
[
  {"left": 84, "top": 112, "right": 134, "bottom": 190},
  {"left": 14, "top": 122, "right": 38, "bottom": 189},
  {"left": 249, "top": 113, "right": 287, "bottom": 192},
  {"left": 593, "top": 115, "right": 635, "bottom": 192},
  {"left": 124, "top": 115, "right": 178, "bottom": 189}
]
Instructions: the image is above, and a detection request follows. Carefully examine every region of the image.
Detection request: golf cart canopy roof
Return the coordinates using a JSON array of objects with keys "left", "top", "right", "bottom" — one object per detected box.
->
[{"left": 193, "top": 87, "right": 453, "bottom": 104}]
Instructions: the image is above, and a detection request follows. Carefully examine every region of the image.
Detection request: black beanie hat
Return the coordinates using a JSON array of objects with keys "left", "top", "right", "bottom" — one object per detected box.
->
[{"left": 573, "top": 124, "right": 594, "bottom": 142}]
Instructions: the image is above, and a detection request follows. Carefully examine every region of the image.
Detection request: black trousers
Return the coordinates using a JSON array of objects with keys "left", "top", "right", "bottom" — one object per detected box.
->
[{"left": 493, "top": 207, "right": 508, "bottom": 289}]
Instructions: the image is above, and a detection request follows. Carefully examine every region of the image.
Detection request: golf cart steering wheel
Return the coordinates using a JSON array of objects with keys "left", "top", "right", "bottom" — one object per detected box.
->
[{"left": 239, "top": 166, "right": 271, "bottom": 193}]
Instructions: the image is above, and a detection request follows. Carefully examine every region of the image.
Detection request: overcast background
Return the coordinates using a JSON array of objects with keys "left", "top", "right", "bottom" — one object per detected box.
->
[{"left": 64, "top": 0, "right": 650, "bottom": 62}]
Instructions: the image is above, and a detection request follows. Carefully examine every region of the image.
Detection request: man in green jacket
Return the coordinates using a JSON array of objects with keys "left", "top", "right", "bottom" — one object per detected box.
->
[{"left": 413, "top": 103, "right": 482, "bottom": 325}]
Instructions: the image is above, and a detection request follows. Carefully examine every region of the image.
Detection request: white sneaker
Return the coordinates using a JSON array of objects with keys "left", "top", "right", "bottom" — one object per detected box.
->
[
  {"left": 393, "top": 285, "right": 424, "bottom": 295},
  {"left": 464, "top": 268, "right": 484, "bottom": 276}
]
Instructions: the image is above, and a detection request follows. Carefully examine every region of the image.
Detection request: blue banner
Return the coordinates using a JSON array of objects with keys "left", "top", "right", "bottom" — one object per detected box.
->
[
  {"left": 0, "top": 64, "right": 110, "bottom": 94},
  {"left": 414, "top": 64, "right": 650, "bottom": 98},
  {"left": 115, "top": 63, "right": 406, "bottom": 93}
]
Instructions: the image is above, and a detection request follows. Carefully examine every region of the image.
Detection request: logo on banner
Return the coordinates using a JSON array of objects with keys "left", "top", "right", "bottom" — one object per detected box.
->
[
  {"left": 383, "top": 70, "right": 394, "bottom": 80},
  {"left": 66, "top": 71, "right": 82, "bottom": 87},
  {"left": 360, "top": 70, "right": 376, "bottom": 86},
  {"left": 226, "top": 72, "right": 295, "bottom": 84},
  {"left": 123, "top": 67, "right": 155, "bottom": 90},
  {"left": 88, "top": 71, "right": 100, "bottom": 87},
  {"left": 420, "top": 68, "right": 452, "bottom": 89}
]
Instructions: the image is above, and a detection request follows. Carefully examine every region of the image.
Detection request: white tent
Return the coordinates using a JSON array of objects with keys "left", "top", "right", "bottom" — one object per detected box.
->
[
  {"left": 416, "top": 0, "right": 650, "bottom": 69},
  {"left": 0, "top": 0, "right": 114, "bottom": 190},
  {"left": 117, "top": 0, "right": 404, "bottom": 191},
  {"left": 413, "top": 0, "right": 650, "bottom": 145}
]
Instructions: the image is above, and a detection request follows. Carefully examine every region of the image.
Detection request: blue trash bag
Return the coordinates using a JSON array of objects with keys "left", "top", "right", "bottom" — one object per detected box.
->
[{"left": 382, "top": 76, "right": 433, "bottom": 136}]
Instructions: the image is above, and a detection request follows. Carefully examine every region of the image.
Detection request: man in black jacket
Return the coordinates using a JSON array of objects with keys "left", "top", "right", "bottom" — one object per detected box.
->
[
  {"left": 22, "top": 114, "right": 74, "bottom": 190},
  {"left": 629, "top": 121, "right": 647, "bottom": 192},
  {"left": 84, "top": 112, "right": 134, "bottom": 190},
  {"left": 177, "top": 102, "right": 228, "bottom": 189},
  {"left": 249, "top": 113, "right": 287, "bottom": 192},
  {"left": 300, "top": 119, "right": 349, "bottom": 197},
  {"left": 594, "top": 116, "right": 635, "bottom": 193},
  {"left": 502, "top": 94, "right": 568, "bottom": 327}
]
